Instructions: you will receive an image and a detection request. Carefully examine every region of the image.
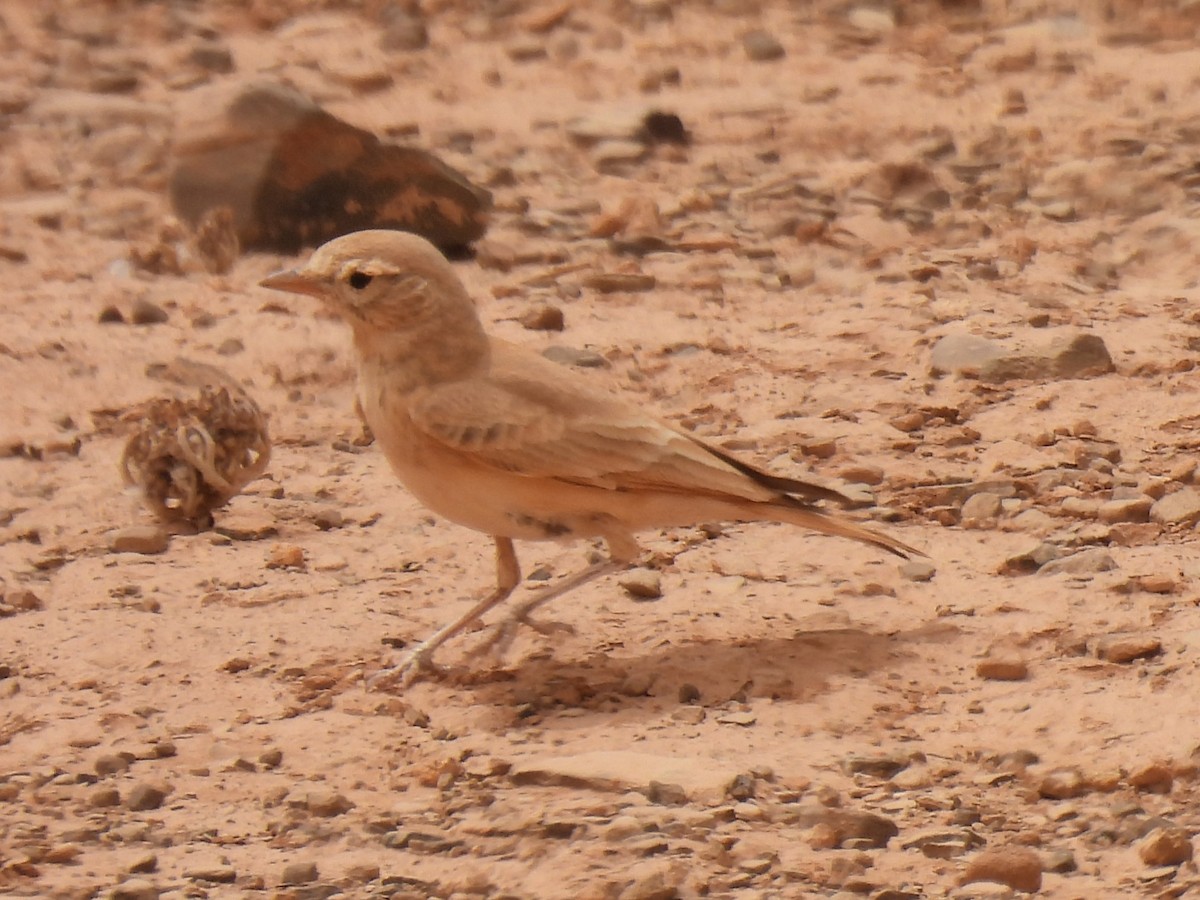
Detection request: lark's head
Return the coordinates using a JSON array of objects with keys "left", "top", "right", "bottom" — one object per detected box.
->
[{"left": 260, "top": 230, "right": 476, "bottom": 335}]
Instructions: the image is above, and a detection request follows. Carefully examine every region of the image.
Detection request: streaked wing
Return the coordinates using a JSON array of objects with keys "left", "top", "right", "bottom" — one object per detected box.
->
[{"left": 408, "top": 341, "right": 841, "bottom": 505}]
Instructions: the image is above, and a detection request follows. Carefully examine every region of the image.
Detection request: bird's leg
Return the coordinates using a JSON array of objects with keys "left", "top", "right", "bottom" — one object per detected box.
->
[
  {"left": 369, "top": 536, "right": 521, "bottom": 690},
  {"left": 477, "top": 528, "right": 641, "bottom": 659},
  {"left": 474, "top": 558, "right": 623, "bottom": 659}
]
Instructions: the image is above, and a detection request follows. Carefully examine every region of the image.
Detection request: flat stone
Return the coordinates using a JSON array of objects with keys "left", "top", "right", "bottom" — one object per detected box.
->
[
  {"left": 281, "top": 861, "right": 319, "bottom": 884},
  {"left": 509, "top": 750, "right": 741, "bottom": 803},
  {"left": 1038, "top": 548, "right": 1117, "bottom": 576},
  {"left": 930, "top": 333, "right": 1007, "bottom": 377},
  {"left": 184, "top": 865, "right": 237, "bottom": 884},
  {"left": 619, "top": 570, "right": 663, "bottom": 600},
  {"left": 1098, "top": 497, "right": 1153, "bottom": 524},
  {"left": 792, "top": 805, "right": 898, "bottom": 848},
  {"left": 1150, "top": 488, "right": 1200, "bottom": 525},
  {"left": 842, "top": 754, "right": 910, "bottom": 779},
  {"left": 1092, "top": 632, "right": 1162, "bottom": 664},
  {"left": 962, "top": 846, "right": 1043, "bottom": 892},
  {"left": 902, "top": 827, "right": 985, "bottom": 858},
  {"left": 109, "top": 525, "right": 169, "bottom": 555},
  {"left": 583, "top": 272, "right": 657, "bottom": 293},
  {"left": 899, "top": 559, "right": 937, "bottom": 582},
  {"left": 213, "top": 511, "right": 278, "bottom": 541},
  {"left": 931, "top": 329, "right": 1113, "bottom": 383}
]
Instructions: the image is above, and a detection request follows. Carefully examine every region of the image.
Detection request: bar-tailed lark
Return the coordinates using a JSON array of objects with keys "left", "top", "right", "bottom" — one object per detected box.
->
[{"left": 262, "top": 230, "right": 921, "bottom": 688}]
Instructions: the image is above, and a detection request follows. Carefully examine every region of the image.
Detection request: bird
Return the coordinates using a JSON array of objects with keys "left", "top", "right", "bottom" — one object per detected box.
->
[{"left": 260, "top": 229, "right": 922, "bottom": 688}]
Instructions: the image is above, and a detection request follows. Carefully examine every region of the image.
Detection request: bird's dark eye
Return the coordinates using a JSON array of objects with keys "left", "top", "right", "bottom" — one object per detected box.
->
[{"left": 347, "top": 271, "right": 373, "bottom": 290}]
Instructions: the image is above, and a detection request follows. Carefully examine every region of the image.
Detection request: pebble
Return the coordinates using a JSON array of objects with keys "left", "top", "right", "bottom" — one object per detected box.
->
[
  {"left": 604, "top": 815, "right": 643, "bottom": 841},
  {"left": 842, "top": 754, "right": 909, "bottom": 779},
  {"left": 1149, "top": 488, "right": 1200, "bottom": 525},
  {"left": 1098, "top": 497, "right": 1152, "bottom": 523},
  {"left": 1138, "top": 826, "right": 1194, "bottom": 866},
  {"left": 519, "top": 304, "right": 565, "bottom": 331},
  {"left": 976, "top": 657, "right": 1028, "bottom": 681},
  {"left": 510, "top": 750, "right": 740, "bottom": 803},
  {"left": 1038, "top": 548, "right": 1116, "bottom": 576},
  {"left": 582, "top": 272, "right": 657, "bottom": 293},
  {"left": 304, "top": 791, "right": 353, "bottom": 817},
  {"left": 265, "top": 543, "right": 306, "bottom": 570},
  {"left": 1038, "top": 768, "right": 1085, "bottom": 800},
  {"left": 213, "top": 511, "right": 278, "bottom": 540},
  {"left": 542, "top": 345, "right": 609, "bottom": 368},
  {"left": 902, "top": 827, "right": 985, "bottom": 859},
  {"left": 109, "top": 525, "right": 169, "bottom": 555},
  {"left": 742, "top": 29, "right": 785, "bottom": 61},
  {"left": 950, "top": 884, "right": 1015, "bottom": 900},
  {"left": 281, "top": 861, "right": 319, "bottom": 884},
  {"left": 184, "top": 865, "right": 237, "bottom": 883},
  {"left": 961, "top": 846, "right": 1042, "bottom": 892},
  {"left": 999, "top": 541, "right": 1060, "bottom": 575},
  {"left": 1128, "top": 763, "right": 1173, "bottom": 794},
  {"left": 1092, "top": 633, "right": 1162, "bottom": 664},
  {"left": 619, "top": 570, "right": 663, "bottom": 600},
  {"left": 128, "top": 853, "right": 158, "bottom": 874},
  {"left": 90, "top": 786, "right": 122, "bottom": 808},
  {"left": 848, "top": 5, "right": 896, "bottom": 33},
  {"left": 716, "top": 711, "right": 757, "bottom": 727},
  {"left": 590, "top": 139, "right": 650, "bottom": 172},
  {"left": 1137, "top": 574, "right": 1176, "bottom": 594},
  {"left": 899, "top": 559, "right": 936, "bottom": 582},
  {"left": 126, "top": 782, "right": 167, "bottom": 811},
  {"left": 6, "top": 588, "right": 42, "bottom": 611},
  {"left": 839, "top": 463, "right": 884, "bottom": 485},
  {"left": 1042, "top": 849, "right": 1077, "bottom": 873},
  {"left": 793, "top": 805, "right": 899, "bottom": 849},
  {"left": 95, "top": 753, "right": 133, "bottom": 776},
  {"left": 45, "top": 843, "right": 82, "bottom": 863},
  {"left": 259, "top": 748, "right": 284, "bottom": 769},
  {"left": 109, "top": 879, "right": 160, "bottom": 900},
  {"left": 930, "top": 330, "right": 1113, "bottom": 383},
  {"left": 961, "top": 492, "right": 1003, "bottom": 522},
  {"left": 618, "top": 860, "right": 687, "bottom": 900},
  {"left": 130, "top": 298, "right": 169, "bottom": 325}
]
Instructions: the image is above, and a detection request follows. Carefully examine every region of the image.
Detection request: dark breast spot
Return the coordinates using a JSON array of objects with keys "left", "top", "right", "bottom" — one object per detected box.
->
[{"left": 511, "top": 513, "right": 572, "bottom": 538}]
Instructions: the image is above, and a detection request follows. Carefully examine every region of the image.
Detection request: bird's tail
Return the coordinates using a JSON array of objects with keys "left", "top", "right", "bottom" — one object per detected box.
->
[{"left": 768, "top": 501, "right": 923, "bottom": 559}]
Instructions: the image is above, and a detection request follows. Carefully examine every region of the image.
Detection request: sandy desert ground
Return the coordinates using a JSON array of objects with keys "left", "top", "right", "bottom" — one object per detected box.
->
[{"left": 6, "top": 1, "right": 1200, "bottom": 897}]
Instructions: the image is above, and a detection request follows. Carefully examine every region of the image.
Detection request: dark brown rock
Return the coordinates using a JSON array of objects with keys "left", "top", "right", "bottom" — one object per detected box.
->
[{"left": 170, "top": 81, "right": 490, "bottom": 254}]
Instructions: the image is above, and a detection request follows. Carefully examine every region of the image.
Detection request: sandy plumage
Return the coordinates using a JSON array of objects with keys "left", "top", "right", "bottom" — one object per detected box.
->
[{"left": 261, "top": 229, "right": 921, "bottom": 687}]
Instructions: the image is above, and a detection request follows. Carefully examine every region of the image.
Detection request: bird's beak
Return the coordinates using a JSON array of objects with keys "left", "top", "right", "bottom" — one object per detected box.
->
[{"left": 259, "top": 269, "right": 324, "bottom": 298}]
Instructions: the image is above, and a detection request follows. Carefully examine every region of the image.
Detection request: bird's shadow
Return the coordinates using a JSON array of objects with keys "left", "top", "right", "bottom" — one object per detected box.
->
[{"left": 424, "top": 619, "right": 959, "bottom": 734}]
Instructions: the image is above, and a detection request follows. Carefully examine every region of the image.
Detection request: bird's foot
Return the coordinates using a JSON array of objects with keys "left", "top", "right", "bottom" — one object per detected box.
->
[
  {"left": 366, "top": 643, "right": 445, "bottom": 691},
  {"left": 472, "top": 610, "right": 577, "bottom": 660}
]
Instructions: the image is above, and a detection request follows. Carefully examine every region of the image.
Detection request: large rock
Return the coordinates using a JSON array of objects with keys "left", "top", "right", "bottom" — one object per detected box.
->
[
  {"left": 169, "top": 81, "right": 490, "bottom": 253},
  {"left": 931, "top": 329, "right": 1114, "bottom": 383}
]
